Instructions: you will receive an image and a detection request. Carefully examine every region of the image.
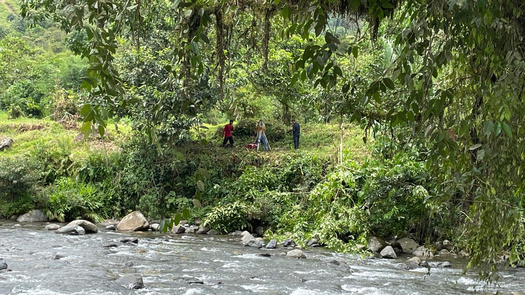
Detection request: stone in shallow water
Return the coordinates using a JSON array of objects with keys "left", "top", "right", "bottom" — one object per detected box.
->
[
  {"left": 368, "top": 236, "right": 387, "bottom": 253},
  {"left": 0, "top": 260, "right": 7, "bottom": 270},
  {"left": 380, "top": 246, "right": 397, "bottom": 259},
  {"left": 171, "top": 225, "right": 185, "bottom": 234},
  {"left": 116, "top": 274, "right": 144, "bottom": 289},
  {"left": 281, "top": 239, "right": 296, "bottom": 248},
  {"left": 45, "top": 224, "right": 60, "bottom": 231},
  {"left": 196, "top": 225, "right": 210, "bottom": 234},
  {"left": 265, "top": 239, "right": 278, "bottom": 249},
  {"left": 120, "top": 238, "right": 139, "bottom": 244},
  {"left": 286, "top": 249, "right": 306, "bottom": 259},
  {"left": 56, "top": 220, "right": 98, "bottom": 234},
  {"left": 412, "top": 246, "right": 434, "bottom": 257},
  {"left": 116, "top": 211, "right": 149, "bottom": 231},
  {"left": 74, "top": 226, "right": 85, "bottom": 235},
  {"left": 307, "top": 238, "right": 319, "bottom": 247}
]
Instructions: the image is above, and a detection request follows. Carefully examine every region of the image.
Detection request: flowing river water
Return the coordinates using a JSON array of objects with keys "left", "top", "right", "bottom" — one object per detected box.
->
[{"left": 1, "top": 220, "right": 524, "bottom": 295}]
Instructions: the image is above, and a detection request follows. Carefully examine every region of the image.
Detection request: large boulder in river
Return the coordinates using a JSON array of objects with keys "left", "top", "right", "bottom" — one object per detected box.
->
[
  {"left": 242, "top": 233, "right": 256, "bottom": 246},
  {"left": 116, "top": 274, "right": 144, "bottom": 289},
  {"left": 0, "top": 137, "right": 13, "bottom": 151},
  {"left": 287, "top": 249, "right": 306, "bottom": 259},
  {"left": 397, "top": 237, "right": 419, "bottom": 254},
  {"left": 17, "top": 210, "right": 46, "bottom": 222},
  {"left": 68, "top": 220, "right": 98, "bottom": 233},
  {"left": 368, "top": 236, "right": 387, "bottom": 253},
  {"left": 117, "top": 211, "right": 149, "bottom": 231},
  {"left": 380, "top": 246, "right": 397, "bottom": 259}
]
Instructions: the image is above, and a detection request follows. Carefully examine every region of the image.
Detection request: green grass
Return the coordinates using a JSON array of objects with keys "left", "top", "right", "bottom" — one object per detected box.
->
[
  {"left": 194, "top": 122, "right": 371, "bottom": 164},
  {"left": 4, "top": 0, "right": 20, "bottom": 12},
  {"left": 0, "top": 111, "right": 127, "bottom": 159},
  {"left": 0, "top": 0, "right": 18, "bottom": 31}
]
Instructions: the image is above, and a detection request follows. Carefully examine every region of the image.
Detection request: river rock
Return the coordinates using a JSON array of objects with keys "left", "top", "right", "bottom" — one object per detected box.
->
[
  {"left": 438, "top": 249, "right": 450, "bottom": 255},
  {"left": 229, "top": 230, "right": 243, "bottom": 236},
  {"left": 53, "top": 254, "right": 65, "bottom": 260},
  {"left": 368, "top": 236, "right": 387, "bottom": 253},
  {"left": 242, "top": 233, "right": 256, "bottom": 246},
  {"left": 281, "top": 239, "right": 296, "bottom": 248},
  {"left": 442, "top": 239, "right": 453, "bottom": 251},
  {"left": 307, "top": 238, "right": 319, "bottom": 247},
  {"left": 150, "top": 223, "right": 159, "bottom": 231},
  {"left": 172, "top": 225, "right": 186, "bottom": 234},
  {"left": 458, "top": 250, "right": 469, "bottom": 257},
  {"left": 45, "top": 224, "right": 60, "bottom": 231},
  {"left": 121, "top": 238, "right": 138, "bottom": 244},
  {"left": 265, "top": 239, "right": 278, "bottom": 249},
  {"left": 255, "top": 226, "right": 265, "bottom": 237},
  {"left": 17, "top": 210, "right": 46, "bottom": 222},
  {"left": 75, "top": 226, "right": 86, "bottom": 235},
  {"left": 412, "top": 246, "right": 434, "bottom": 257},
  {"left": 286, "top": 249, "right": 306, "bottom": 259},
  {"left": 106, "top": 225, "right": 116, "bottom": 231},
  {"left": 196, "top": 225, "right": 211, "bottom": 234},
  {"left": 0, "top": 137, "right": 13, "bottom": 151},
  {"left": 66, "top": 220, "right": 98, "bottom": 233},
  {"left": 185, "top": 226, "right": 196, "bottom": 233},
  {"left": 247, "top": 238, "right": 265, "bottom": 249},
  {"left": 207, "top": 229, "right": 219, "bottom": 235},
  {"left": 380, "top": 246, "right": 397, "bottom": 259},
  {"left": 117, "top": 211, "right": 149, "bottom": 231},
  {"left": 397, "top": 237, "right": 419, "bottom": 254},
  {"left": 0, "top": 260, "right": 7, "bottom": 270},
  {"left": 116, "top": 274, "right": 144, "bottom": 289},
  {"left": 56, "top": 224, "right": 86, "bottom": 235},
  {"left": 397, "top": 257, "right": 426, "bottom": 270}
]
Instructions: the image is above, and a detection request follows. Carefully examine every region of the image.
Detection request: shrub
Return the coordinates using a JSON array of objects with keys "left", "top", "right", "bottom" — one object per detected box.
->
[
  {"left": 0, "top": 157, "right": 41, "bottom": 202},
  {"left": 203, "top": 201, "right": 253, "bottom": 233},
  {"left": 47, "top": 177, "right": 103, "bottom": 222}
]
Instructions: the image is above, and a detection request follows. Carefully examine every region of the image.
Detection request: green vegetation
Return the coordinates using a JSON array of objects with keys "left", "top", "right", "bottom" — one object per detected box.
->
[{"left": 0, "top": 0, "right": 523, "bottom": 281}]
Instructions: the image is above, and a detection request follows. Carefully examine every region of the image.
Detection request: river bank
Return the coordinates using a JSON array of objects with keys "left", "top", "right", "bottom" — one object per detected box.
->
[{"left": 1, "top": 220, "right": 524, "bottom": 295}]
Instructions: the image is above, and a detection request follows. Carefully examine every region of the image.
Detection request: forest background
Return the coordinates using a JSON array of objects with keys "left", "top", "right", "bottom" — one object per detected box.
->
[{"left": 1, "top": 0, "right": 525, "bottom": 280}]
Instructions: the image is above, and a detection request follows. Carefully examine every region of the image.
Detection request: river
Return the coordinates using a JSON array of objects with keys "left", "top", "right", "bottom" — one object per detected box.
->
[{"left": 0, "top": 221, "right": 524, "bottom": 294}]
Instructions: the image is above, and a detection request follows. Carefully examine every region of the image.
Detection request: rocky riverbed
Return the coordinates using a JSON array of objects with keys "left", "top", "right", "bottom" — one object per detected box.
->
[{"left": 1, "top": 220, "right": 524, "bottom": 294}]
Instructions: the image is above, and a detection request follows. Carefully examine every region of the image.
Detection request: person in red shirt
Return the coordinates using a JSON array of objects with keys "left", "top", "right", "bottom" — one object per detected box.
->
[{"left": 222, "top": 119, "right": 234, "bottom": 148}]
